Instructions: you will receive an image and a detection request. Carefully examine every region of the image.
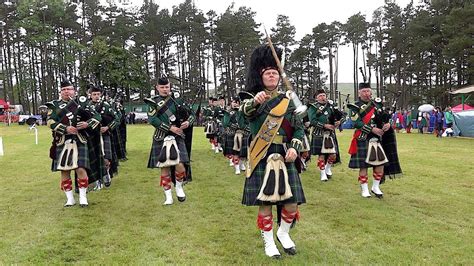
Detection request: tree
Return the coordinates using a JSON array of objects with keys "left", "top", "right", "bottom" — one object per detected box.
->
[{"left": 342, "top": 13, "right": 368, "bottom": 101}]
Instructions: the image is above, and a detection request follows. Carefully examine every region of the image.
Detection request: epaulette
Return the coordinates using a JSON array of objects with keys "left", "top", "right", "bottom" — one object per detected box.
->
[
  {"left": 45, "top": 100, "right": 58, "bottom": 109},
  {"left": 238, "top": 91, "right": 254, "bottom": 101},
  {"left": 144, "top": 97, "right": 157, "bottom": 106},
  {"left": 347, "top": 103, "right": 360, "bottom": 112}
]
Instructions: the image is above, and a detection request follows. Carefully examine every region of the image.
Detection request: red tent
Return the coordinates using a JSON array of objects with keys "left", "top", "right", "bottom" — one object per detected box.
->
[
  {"left": 0, "top": 98, "right": 9, "bottom": 109},
  {"left": 452, "top": 104, "right": 474, "bottom": 112}
]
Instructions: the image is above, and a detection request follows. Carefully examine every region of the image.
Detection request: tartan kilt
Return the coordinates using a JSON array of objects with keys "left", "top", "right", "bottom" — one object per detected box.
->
[
  {"left": 102, "top": 134, "right": 113, "bottom": 160},
  {"left": 239, "top": 133, "right": 249, "bottom": 159},
  {"left": 87, "top": 133, "right": 106, "bottom": 184},
  {"left": 223, "top": 133, "right": 235, "bottom": 156},
  {"left": 310, "top": 134, "right": 323, "bottom": 155},
  {"left": 348, "top": 138, "right": 386, "bottom": 169},
  {"left": 218, "top": 131, "right": 225, "bottom": 146},
  {"left": 310, "top": 131, "right": 338, "bottom": 155},
  {"left": 242, "top": 143, "right": 306, "bottom": 206},
  {"left": 51, "top": 140, "right": 90, "bottom": 172},
  {"left": 147, "top": 135, "right": 190, "bottom": 168}
]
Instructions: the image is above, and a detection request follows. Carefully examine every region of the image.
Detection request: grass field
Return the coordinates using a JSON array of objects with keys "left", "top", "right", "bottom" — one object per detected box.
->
[{"left": 0, "top": 124, "right": 473, "bottom": 264}]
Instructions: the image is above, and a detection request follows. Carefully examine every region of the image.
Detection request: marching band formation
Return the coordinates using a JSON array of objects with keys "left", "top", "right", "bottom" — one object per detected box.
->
[{"left": 46, "top": 43, "right": 401, "bottom": 259}]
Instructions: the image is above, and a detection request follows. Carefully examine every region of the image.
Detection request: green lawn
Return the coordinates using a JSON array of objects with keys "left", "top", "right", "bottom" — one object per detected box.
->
[{"left": 0, "top": 124, "right": 473, "bottom": 264}]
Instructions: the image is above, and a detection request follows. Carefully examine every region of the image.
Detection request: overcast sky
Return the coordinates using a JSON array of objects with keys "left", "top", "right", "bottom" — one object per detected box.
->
[{"left": 127, "top": 0, "right": 415, "bottom": 83}]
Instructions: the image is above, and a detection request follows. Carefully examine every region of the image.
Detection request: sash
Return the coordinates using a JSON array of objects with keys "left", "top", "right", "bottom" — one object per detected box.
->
[
  {"left": 56, "top": 100, "right": 79, "bottom": 125},
  {"left": 349, "top": 105, "right": 375, "bottom": 155},
  {"left": 247, "top": 96, "right": 289, "bottom": 177},
  {"left": 154, "top": 97, "right": 177, "bottom": 123}
]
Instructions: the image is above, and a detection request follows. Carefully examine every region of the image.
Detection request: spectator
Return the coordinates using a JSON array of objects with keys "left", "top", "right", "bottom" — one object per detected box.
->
[
  {"left": 434, "top": 107, "right": 444, "bottom": 138},
  {"left": 421, "top": 112, "right": 430, "bottom": 134},
  {"left": 128, "top": 112, "right": 136, "bottom": 124},
  {"left": 444, "top": 106, "right": 454, "bottom": 137}
]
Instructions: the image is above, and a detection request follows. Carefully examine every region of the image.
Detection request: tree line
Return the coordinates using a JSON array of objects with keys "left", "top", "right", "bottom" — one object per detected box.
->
[{"left": 0, "top": 0, "right": 472, "bottom": 113}]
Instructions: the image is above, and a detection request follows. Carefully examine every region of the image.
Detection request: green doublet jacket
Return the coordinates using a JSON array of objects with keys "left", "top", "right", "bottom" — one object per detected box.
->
[
  {"left": 92, "top": 100, "right": 120, "bottom": 132},
  {"left": 348, "top": 98, "right": 384, "bottom": 136},
  {"left": 307, "top": 101, "right": 337, "bottom": 130},
  {"left": 202, "top": 106, "right": 213, "bottom": 120},
  {"left": 145, "top": 95, "right": 195, "bottom": 139},
  {"left": 213, "top": 106, "right": 225, "bottom": 122},
  {"left": 46, "top": 97, "right": 101, "bottom": 143},
  {"left": 241, "top": 92, "right": 304, "bottom": 152},
  {"left": 236, "top": 109, "right": 250, "bottom": 132},
  {"left": 222, "top": 108, "right": 239, "bottom": 131}
]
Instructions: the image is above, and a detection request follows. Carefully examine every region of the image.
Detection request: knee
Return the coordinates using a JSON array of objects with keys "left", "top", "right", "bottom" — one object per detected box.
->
[{"left": 283, "top": 204, "right": 297, "bottom": 213}]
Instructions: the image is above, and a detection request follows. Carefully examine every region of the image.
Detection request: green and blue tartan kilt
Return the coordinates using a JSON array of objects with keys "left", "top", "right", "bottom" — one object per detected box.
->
[
  {"left": 102, "top": 134, "right": 113, "bottom": 160},
  {"left": 223, "top": 133, "right": 235, "bottom": 156},
  {"left": 218, "top": 132, "right": 225, "bottom": 146},
  {"left": 147, "top": 135, "right": 190, "bottom": 168},
  {"left": 310, "top": 131, "right": 341, "bottom": 164},
  {"left": 242, "top": 143, "right": 306, "bottom": 206},
  {"left": 87, "top": 133, "right": 106, "bottom": 184},
  {"left": 310, "top": 131, "right": 338, "bottom": 155},
  {"left": 239, "top": 133, "right": 249, "bottom": 159},
  {"left": 348, "top": 138, "right": 386, "bottom": 169},
  {"left": 51, "top": 140, "right": 90, "bottom": 172}
]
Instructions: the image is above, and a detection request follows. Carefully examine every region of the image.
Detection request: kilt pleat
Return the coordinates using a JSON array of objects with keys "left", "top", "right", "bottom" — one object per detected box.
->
[
  {"left": 148, "top": 136, "right": 190, "bottom": 168},
  {"left": 223, "top": 133, "right": 235, "bottom": 156},
  {"left": 239, "top": 133, "right": 249, "bottom": 159},
  {"left": 102, "top": 135, "right": 113, "bottom": 160},
  {"left": 52, "top": 140, "right": 90, "bottom": 172},
  {"left": 242, "top": 144, "right": 306, "bottom": 206},
  {"left": 348, "top": 138, "right": 385, "bottom": 169}
]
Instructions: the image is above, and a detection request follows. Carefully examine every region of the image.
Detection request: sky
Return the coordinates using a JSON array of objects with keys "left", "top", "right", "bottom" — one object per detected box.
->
[{"left": 123, "top": 0, "right": 415, "bottom": 83}]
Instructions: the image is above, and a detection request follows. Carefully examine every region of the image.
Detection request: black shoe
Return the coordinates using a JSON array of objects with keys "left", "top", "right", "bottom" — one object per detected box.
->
[
  {"left": 277, "top": 237, "right": 297, "bottom": 255},
  {"left": 326, "top": 174, "right": 332, "bottom": 179},
  {"left": 371, "top": 190, "right": 383, "bottom": 199},
  {"left": 177, "top": 196, "right": 186, "bottom": 202},
  {"left": 104, "top": 182, "right": 111, "bottom": 188},
  {"left": 271, "top": 254, "right": 282, "bottom": 259}
]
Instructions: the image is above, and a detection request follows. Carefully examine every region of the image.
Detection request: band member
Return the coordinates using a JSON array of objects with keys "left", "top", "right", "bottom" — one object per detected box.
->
[
  {"left": 299, "top": 111, "right": 312, "bottom": 171},
  {"left": 223, "top": 96, "right": 244, "bottom": 174},
  {"left": 89, "top": 85, "right": 120, "bottom": 187},
  {"left": 241, "top": 45, "right": 306, "bottom": 258},
  {"left": 236, "top": 97, "right": 250, "bottom": 174},
  {"left": 146, "top": 77, "right": 195, "bottom": 205},
  {"left": 215, "top": 95, "right": 225, "bottom": 153},
  {"left": 46, "top": 77, "right": 101, "bottom": 207},
  {"left": 204, "top": 97, "right": 219, "bottom": 152},
  {"left": 308, "top": 88, "right": 342, "bottom": 181},
  {"left": 348, "top": 82, "right": 402, "bottom": 198},
  {"left": 203, "top": 97, "right": 216, "bottom": 150},
  {"left": 111, "top": 97, "right": 127, "bottom": 160}
]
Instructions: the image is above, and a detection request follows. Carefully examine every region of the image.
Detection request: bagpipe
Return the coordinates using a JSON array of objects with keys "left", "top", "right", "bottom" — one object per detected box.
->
[
  {"left": 54, "top": 96, "right": 95, "bottom": 141},
  {"left": 49, "top": 95, "right": 95, "bottom": 162},
  {"left": 168, "top": 90, "right": 191, "bottom": 128},
  {"left": 358, "top": 68, "right": 402, "bottom": 178}
]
